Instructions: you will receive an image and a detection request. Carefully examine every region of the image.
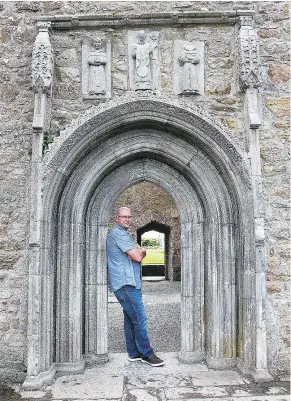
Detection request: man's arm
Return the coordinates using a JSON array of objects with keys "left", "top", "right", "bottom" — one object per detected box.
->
[{"left": 126, "top": 246, "right": 146, "bottom": 263}]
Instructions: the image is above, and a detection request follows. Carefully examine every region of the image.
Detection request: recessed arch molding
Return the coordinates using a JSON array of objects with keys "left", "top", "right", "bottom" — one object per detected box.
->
[{"left": 24, "top": 97, "right": 271, "bottom": 389}]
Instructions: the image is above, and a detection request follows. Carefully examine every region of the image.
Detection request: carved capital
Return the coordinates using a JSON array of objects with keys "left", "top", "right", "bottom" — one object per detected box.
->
[
  {"left": 32, "top": 23, "right": 54, "bottom": 95},
  {"left": 238, "top": 26, "right": 261, "bottom": 91}
]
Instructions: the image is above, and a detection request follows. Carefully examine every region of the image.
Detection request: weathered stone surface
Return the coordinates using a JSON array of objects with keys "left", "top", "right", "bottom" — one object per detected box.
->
[
  {"left": 52, "top": 373, "right": 124, "bottom": 400},
  {"left": 258, "top": 28, "right": 282, "bottom": 38},
  {"left": 267, "top": 285, "right": 282, "bottom": 293},
  {"left": 15, "top": 2, "right": 41, "bottom": 13},
  {"left": 0, "top": 0, "right": 289, "bottom": 387},
  {"left": 266, "top": 98, "right": 290, "bottom": 117},
  {"left": 268, "top": 64, "right": 290, "bottom": 84}
]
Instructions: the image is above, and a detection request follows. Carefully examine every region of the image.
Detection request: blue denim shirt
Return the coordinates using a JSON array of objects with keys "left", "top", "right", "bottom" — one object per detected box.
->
[{"left": 106, "top": 224, "right": 142, "bottom": 293}]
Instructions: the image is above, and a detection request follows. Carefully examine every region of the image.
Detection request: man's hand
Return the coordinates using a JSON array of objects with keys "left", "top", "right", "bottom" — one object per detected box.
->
[
  {"left": 136, "top": 244, "right": 147, "bottom": 257},
  {"left": 126, "top": 246, "right": 147, "bottom": 263}
]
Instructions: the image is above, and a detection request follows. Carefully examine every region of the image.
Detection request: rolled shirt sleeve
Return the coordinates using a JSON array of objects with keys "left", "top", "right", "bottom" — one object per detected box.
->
[{"left": 113, "top": 229, "right": 136, "bottom": 253}]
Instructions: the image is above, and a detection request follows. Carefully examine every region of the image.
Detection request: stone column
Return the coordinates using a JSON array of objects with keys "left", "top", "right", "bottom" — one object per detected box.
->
[
  {"left": 85, "top": 222, "right": 108, "bottom": 364},
  {"left": 236, "top": 15, "right": 272, "bottom": 381},
  {"left": 179, "top": 219, "right": 205, "bottom": 363},
  {"left": 55, "top": 219, "right": 85, "bottom": 372},
  {"left": 23, "top": 22, "right": 54, "bottom": 390},
  {"left": 206, "top": 220, "right": 237, "bottom": 369},
  {"left": 68, "top": 223, "right": 85, "bottom": 363}
]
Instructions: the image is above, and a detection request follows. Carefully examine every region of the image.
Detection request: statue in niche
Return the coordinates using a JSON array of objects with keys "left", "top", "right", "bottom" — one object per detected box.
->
[
  {"left": 132, "top": 30, "right": 154, "bottom": 90},
  {"left": 87, "top": 39, "right": 107, "bottom": 95},
  {"left": 179, "top": 43, "right": 200, "bottom": 94}
]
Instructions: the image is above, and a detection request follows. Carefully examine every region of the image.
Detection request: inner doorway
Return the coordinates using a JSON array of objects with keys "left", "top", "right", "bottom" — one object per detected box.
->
[{"left": 140, "top": 229, "right": 165, "bottom": 279}]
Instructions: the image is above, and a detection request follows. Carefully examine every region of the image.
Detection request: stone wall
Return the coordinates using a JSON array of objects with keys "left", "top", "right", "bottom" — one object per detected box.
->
[
  {"left": 258, "top": 3, "right": 290, "bottom": 376},
  {"left": 0, "top": 1, "right": 289, "bottom": 382}
]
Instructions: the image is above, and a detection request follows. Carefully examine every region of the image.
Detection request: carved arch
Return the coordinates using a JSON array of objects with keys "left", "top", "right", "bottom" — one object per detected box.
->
[{"left": 24, "top": 98, "right": 270, "bottom": 389}]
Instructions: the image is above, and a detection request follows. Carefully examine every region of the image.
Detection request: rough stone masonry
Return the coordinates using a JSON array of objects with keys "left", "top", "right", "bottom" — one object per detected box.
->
[{"left": 0, "top": 0, "right": 289, "bottom": 389}]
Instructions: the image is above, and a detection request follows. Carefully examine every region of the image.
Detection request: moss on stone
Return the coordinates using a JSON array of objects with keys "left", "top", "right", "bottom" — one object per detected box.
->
[
  {"left": 207, "top": 83, "right": 231, "bottom": 95},
  {"left": 43, "top": 136, "right": 54, "bottom": 154},
  {"left": 274, "top": 121, "right": 290, "bottom": 129},
  {"left": 266, "top": 98, "right": 290, "bottom": 117},
  {"left": 271, "top": 189, "right": 290, "bottom": 198},
  {"left": 225, "top": 119, "right": 236, "bottom": 129},
  {"left": 267, "top": 285, "right": 281, "bottom": 293}
]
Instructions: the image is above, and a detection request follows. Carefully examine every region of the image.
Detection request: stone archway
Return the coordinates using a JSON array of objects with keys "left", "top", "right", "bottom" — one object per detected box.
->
[{"left": 24, "top": 97, "right": 270, "bottom": 389}]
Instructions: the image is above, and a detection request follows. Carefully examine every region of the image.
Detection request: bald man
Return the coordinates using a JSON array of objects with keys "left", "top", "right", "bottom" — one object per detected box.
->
[{"left": 106, "top": 206, "right": 164, "bottom": 367}]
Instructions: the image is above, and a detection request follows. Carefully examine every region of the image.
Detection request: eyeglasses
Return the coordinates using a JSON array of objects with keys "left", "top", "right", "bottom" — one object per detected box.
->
[{"left": 118, "top": 215, "right": 132, "bottom": 219}]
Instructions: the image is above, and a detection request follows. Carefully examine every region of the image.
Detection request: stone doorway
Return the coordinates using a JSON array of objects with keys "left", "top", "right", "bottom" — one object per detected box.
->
[
  {"left": 24, "top": 98, "right": 270, "bottom": 389},
  {"left": 138, "top": 222, "right": 170, "bottom": 280}
]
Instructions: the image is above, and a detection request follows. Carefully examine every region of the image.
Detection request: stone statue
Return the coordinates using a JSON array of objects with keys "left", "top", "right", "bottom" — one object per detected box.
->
[
  {"left": 132, "top": 31, "right": 153, "bottom": 90},
  {"left": 87, "top": 40, "right": 107, "bottom": 95},
  {"left": 179, "top": 43, "right": 200, "bottom": 94}
]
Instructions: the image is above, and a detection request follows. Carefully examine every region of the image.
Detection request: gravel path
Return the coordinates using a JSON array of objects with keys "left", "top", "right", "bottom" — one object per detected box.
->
[{"left": 108, "top": 280, "right": 181, "bottom": 353}]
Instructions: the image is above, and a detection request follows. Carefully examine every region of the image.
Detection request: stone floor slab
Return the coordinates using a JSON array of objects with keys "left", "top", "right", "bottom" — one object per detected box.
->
[
  {"left": 190, "top": 370, "right": 246, "bottom": 386},
  {"left": 19, "top": 390, "right": 47, "bottom": 398},
  {"left": 126, "top": 373, "right": 191, "bottom": 389},
  {"left": 126, "top": 388, "right": 159, "bottom": 401},
  {"left": 197, "top": 386, "right": 229, "bottom": 396},
  {"left": 164, "top": 387, "right": 203, "bottom": 399},
  {"left": 124, "top": 388, "right": 166, "bottom": 401},
  {"left": 52, "top": 373, "right": 123, "bottom": 400},
  {"left": 266, "top": 387, "right": 290, "bottom": 395},
  {"left": 232, "top": 389, "right": 252, "bottom": 396}
]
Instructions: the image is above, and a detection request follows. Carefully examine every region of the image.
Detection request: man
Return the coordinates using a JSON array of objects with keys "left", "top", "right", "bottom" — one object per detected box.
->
[{"left": 106, "top": 206, "right": 164, "bottom": 367}]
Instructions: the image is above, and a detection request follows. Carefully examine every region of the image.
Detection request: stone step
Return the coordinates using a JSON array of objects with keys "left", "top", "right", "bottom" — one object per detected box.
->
[{"left": 13, "top": 353, "right": 290, "bottom": 401}]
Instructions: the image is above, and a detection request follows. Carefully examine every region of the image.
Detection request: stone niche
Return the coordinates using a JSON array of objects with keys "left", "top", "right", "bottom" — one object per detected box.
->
[
  {"left": 173, "top": 40, "right": 204, "bottom": 96},
  {"left": 82, "top": 36, "right": 111, "bottom": 99},
  {"left": 128, "top": 30, "right": 159, "bottom": 91}
]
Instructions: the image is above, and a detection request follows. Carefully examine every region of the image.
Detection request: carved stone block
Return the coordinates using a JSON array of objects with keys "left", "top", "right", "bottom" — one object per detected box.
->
[
  {"left": 174, "top": 40, "right": 204, "bottom": 96},
  {"left": 32, "top": 22, "right": 54, "bottom": 132},
  {"left": 237, "top": 19, "right": 262, "bottom": 128},
  {"left": 128, "top": 30, "right": 159, "bottom": 91},
  {"left": 238, "top": 26, "right": 261, "bottom": 91},
  {"left": 82, "top": 37, "right": 111, "bottom": 99}
]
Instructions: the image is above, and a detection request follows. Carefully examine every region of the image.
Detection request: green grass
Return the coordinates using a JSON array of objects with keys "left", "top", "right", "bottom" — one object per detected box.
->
[{"left": 142, "top": 248, "right": 165, "bottom": 265}]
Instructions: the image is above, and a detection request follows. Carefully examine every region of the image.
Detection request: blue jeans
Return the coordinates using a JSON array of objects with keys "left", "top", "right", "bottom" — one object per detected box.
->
[{"left": 114, "top": 285, "right": 153, "bottom": 357}]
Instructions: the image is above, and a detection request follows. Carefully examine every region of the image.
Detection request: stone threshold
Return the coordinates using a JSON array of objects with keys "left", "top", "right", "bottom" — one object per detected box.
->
[{"left": 13, "top": 353, "right": 290, "bottom": 401}]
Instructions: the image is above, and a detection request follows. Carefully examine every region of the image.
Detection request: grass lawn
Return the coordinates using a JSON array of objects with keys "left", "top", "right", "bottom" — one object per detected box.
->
[{"left": 142, "top": 248, "right": 165, "bottom": 264}]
